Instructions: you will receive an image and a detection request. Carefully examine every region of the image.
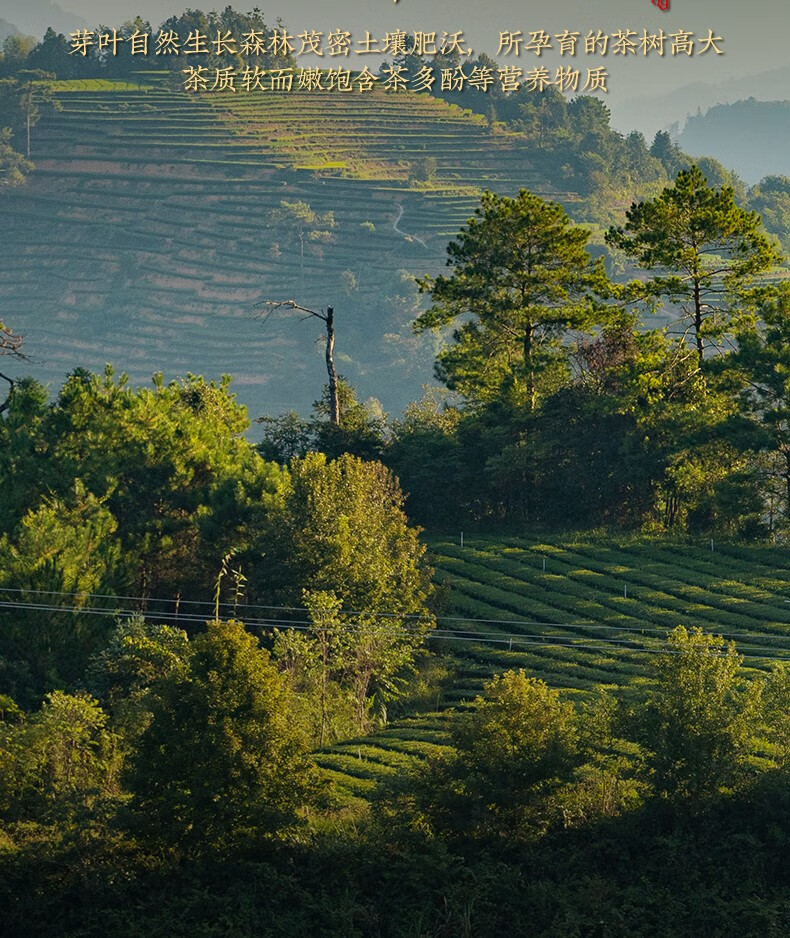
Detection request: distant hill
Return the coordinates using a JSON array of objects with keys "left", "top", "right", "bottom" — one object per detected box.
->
[
  {"left": 0, "top": 78, "right": 568, "bottom": 420},
  {"left": 1, "top": 0, "right": 85, "bottom": 40},
  {"left": 4, "top": 77, "right": 782, "bottom": 422},
  {"left": 678, "top": 99, "right": 790, "bottom": 184},
  {"left": 612, "top": 66, "right": 790, "bottom": 142},
  {"left": 0, "top": 19, "right": 21, "bottom": 42}
]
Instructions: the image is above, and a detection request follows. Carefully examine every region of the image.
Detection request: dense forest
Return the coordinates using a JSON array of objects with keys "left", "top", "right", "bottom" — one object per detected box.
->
[
  {"left": 1, "top": 12, "right": 790, "bottom": 937},
  {"left": 261, "top": 173, "right": 790, "bottom": 539}
]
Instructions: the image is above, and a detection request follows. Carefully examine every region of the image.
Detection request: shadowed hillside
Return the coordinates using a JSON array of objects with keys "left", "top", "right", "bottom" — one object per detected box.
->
[{"left": 1, "top": 77, "right": 570, "bottom": 417}]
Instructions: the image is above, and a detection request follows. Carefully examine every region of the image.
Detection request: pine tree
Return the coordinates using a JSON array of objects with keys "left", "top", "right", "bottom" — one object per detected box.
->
[
  {"left": 607, "top": 166, "right": 782, "bottom": 366},
  {"left": 415, "top": 189, "right": 608, "bottom": 410}
]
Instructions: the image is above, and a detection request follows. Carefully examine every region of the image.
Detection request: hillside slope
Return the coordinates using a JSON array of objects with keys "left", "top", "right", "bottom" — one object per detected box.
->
[
  {"left": 0, "top": 0, "right": 85, "bottom": 38},
  {"left": 315, "top": 536, "right": 790, "bottom": 805},
  {"left": 1, "top": 79, "right": 567, "bottom": 417}
]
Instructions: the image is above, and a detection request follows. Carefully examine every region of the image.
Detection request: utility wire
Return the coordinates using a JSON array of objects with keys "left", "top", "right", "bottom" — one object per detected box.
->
[
  {"left": 1, "top": 599, "right": 788, "bottom": 662},
  {"left": 0, "top": 599, "right": 619, "bottom": 640},
  {"left": 1, "top": 587, "right": 789, "bottom": 644},
  {"left": 0, "top": 586, "right": 593, "bottom": 626}
]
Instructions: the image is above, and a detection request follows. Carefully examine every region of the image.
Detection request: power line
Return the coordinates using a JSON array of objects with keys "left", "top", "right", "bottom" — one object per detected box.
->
[
  {"left": 0, "top": 586, "right": 597, "bottom": 626},
  {"left": 0, "top": 599, "right": 603, "bottom": 640},
  {"left": 1, "top": 587, "right": 788, "bottom": 645},
  {"left": 1, "top": 599, "right": 788, "bottom": 662}
]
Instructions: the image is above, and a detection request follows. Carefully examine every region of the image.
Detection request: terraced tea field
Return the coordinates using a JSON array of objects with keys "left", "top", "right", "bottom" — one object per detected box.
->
[
  {"left": 1, "top": 78, "right": 563, "bottom": 418},
  {"left": 314, "top": 536, "right": 790, "bottom": 805}
]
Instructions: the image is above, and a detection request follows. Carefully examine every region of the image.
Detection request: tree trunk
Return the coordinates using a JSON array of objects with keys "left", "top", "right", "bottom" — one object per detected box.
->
[
  {"left": 325, "top": 306, "right": 340, "bottom": 425},
  {"left": 693, "top": 277, "right": 704, "bottom": 364},
  {"left": 354, "top": 667, "right": 372, "bottom": 732},
  {"left": 0, "top": 370, "right": 14, "bottom": 415},
  {"left": 318, "top": 624, "right": 330, "bottom": 747},
  {"left": 664, "top": 490, "right": 679, "bottom": 530},
  {"left": 524, "top": 319, "right": 536, "bottom": 411},
  {"left": 784, "top": 448, "right": 790, "bottom": 522}
]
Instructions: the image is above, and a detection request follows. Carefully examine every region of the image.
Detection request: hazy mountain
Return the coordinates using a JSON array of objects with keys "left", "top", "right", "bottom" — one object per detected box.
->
[
  {"left": 677, "top": 99, "right": 790, "bottom": 184},
  {"left": 0, "top": 0, "right": 85, "bottom": 40},
  {"left": 612, "top": 66, "right": 790, "bottom": 141},
  {"left": 0, "top": 19, "right": 21, "bottom": 42}
]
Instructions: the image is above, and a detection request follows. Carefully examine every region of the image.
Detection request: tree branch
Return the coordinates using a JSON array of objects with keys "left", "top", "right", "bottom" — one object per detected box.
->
[{"left": 0, "top": 369, "right": 15, "bottom": 415}]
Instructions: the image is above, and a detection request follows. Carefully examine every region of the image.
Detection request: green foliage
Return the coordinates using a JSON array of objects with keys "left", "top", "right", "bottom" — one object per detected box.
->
[
  {"left": 0, "top": 525, "right": 787, "bottom": 934},
  {"left": 725, "top": 284, "right": 790, "bottom": 529},
  {"left": 0, "top": 368, "right": 287, "bottom": 699},
  {"left": 395, "top": 311, "right": 737, "bottom": 529},
  {"left": 259, "top": 454, "right": 433, "bottom": 727},
  {"left": 434, "top": 87, "right": 672, "bottom": 223},
  {"left": 274, "top": 591, "right": 360, "bottom": 745},
  {"left": 450, "top": 671, "right": 585, "bottom": 833},
  {"left": 3, "top": 775, "right": 790, "bottom": 936},
  {"left": 0, "top": 126, "right": 31, "bottom": 188},
  {"left": 87, "top": 617, "right": 190, "bottom": 743},
  {"left": 26, "top": 29, "right": 80, "bottom": 79},
  {"left": 389, "top": 171, "right": 787, "bottom": 532},
  {"left": 608, "top": 165, "right": 783, "bottom": 363},
  {"left": 410, "top": 156, "right": 438, "bottom": 185},
  {"left": 311, "top": 380, "right": 387, "bottom": 462},
  {"left": 0, "top": 70, "right": 59, "bottom": 161},
  {"left": 385, "top": 672, "right": 588, "bottom": 841},
  {"left": 127, "top": 619, "right": 318, "bottom": 853},
  {"left": 0, "top": 35, "right": 37, "bottom": 73},
  {"left": 387, "top": 386, "right": 463, "bottom": 525},
  {"left": 650, "top": 130, "right": 686, "bottom": 178},
  {"left": 416, "top": 188, "right": 609, "bottom": 409},
  {"left": 259, "top": 379, "right": 386, "bottom": 464},
  {"left": 688, "top": 156, "right": 746, "bottom": 199},
  {"left": 1, "top": 368, "right": 283, "bottom": 600},
  {"left": 0, "top": 482, "right": 126, "bottom": 695},
  {"left": 0, "top": 690, "right": 119, "bottom": 824},
  {"left": 629, "top": 625, "right": 761, "bottom": 800},
  {"left": 257, "top": 452, "right": 432, "bottom": 618},
  {"left": 748, "top": 174, "right": 790, "bottom": 254},
  {"left": 761, "top": 663, "right": 790, "bottom": 765}
]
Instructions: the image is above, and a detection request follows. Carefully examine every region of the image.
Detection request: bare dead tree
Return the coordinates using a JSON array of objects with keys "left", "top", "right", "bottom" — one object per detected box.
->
[
  {"left": 256, "top": 300, "right": 340, "bottom": 425},
  {"left": 0, "top": 320, "right": 26, "bottom": 415}
]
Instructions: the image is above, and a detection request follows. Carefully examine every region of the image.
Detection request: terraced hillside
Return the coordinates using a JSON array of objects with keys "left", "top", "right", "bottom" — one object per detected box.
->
[
  {"left": 1, "top": 78, "right": 564, "bottom": 418},
  {"left": 314, "top": 536, "right": 790, "bottom": 806}
]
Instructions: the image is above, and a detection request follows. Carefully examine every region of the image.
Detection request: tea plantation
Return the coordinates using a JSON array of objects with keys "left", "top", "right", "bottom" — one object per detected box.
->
[
  {"left": 1, "top": 77, "right": 567, "bottom": 417},
  {"left": 314, "top": 535, "right": 790, "bottom": 806}
]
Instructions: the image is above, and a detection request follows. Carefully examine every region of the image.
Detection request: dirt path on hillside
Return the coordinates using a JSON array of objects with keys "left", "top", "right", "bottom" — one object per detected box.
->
[{"left": 391, "top": 202, "right": 429, "bottom": 249}]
